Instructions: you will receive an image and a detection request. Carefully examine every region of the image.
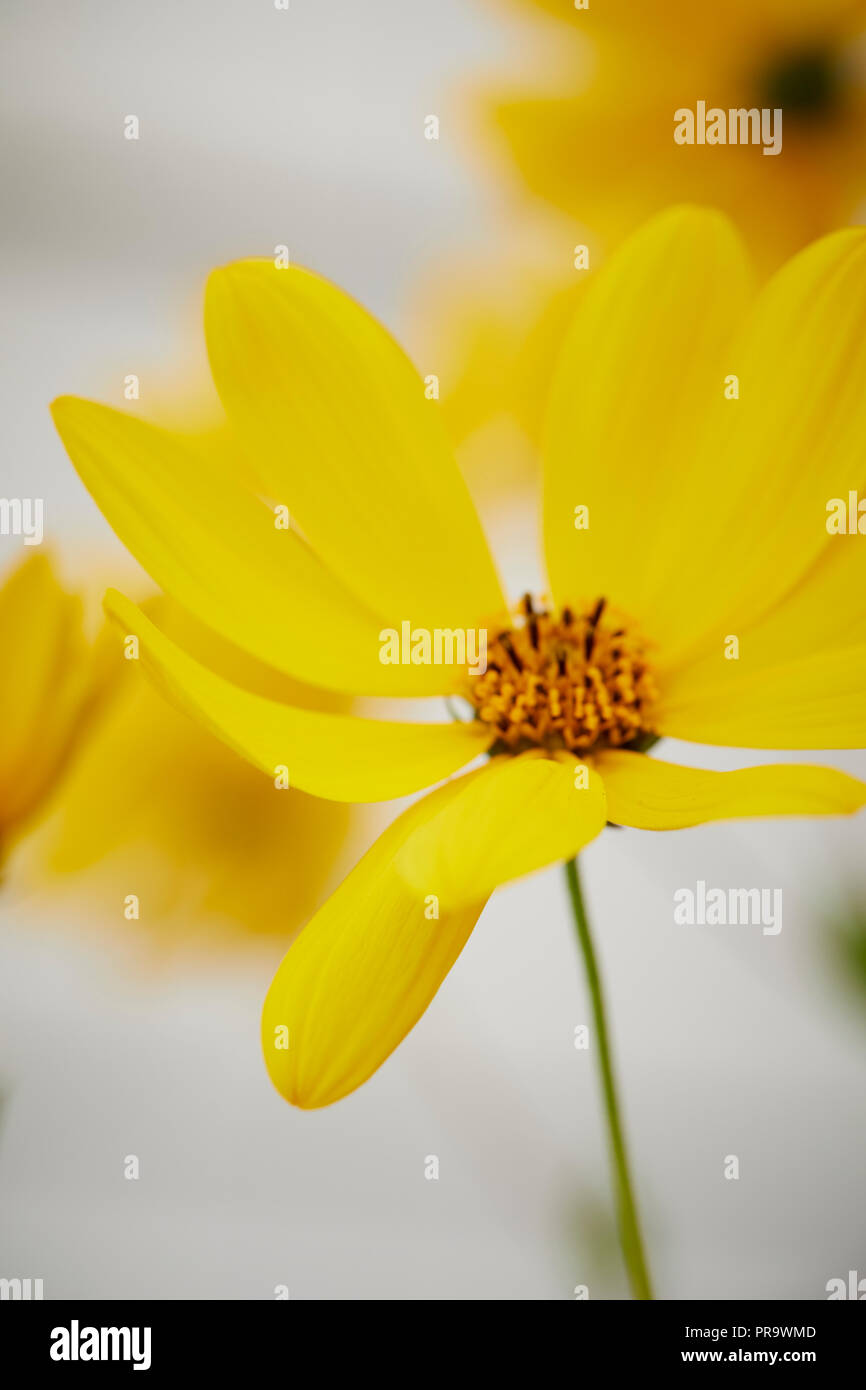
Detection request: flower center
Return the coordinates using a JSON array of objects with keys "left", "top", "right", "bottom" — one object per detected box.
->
[
  {"left": 759, "top": 46, "right": 841, "bottom": 120},
  {"left": 469, "top": 595, "right": 658, "bottom": 754}
]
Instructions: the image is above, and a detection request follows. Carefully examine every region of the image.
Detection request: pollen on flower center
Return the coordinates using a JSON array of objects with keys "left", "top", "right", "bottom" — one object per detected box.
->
[{"left": 469, "top": 595, "right": 658, "bottom": 754}]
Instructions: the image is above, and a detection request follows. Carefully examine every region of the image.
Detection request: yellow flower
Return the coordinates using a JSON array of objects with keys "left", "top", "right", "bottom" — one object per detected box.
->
[
  {"left": 52, "top": 207, "right": 866, "bottom": 1110},
  {"left": 422, "top": 0, "right": 866, "bottom": 453},
  {"left": 0, "top": 551, "right": 100, "bottom": 868},
  {"left": 488, "top": 0, "right": 866, "bottom": 272},
  {"left": 30, "top": 594, "right": 353, "bottom": 947}
]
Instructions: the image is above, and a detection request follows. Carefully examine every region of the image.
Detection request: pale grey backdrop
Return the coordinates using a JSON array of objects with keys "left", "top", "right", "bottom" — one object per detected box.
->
[{"left": 1, "top": 0, "right": 864, "bottom": 1300}]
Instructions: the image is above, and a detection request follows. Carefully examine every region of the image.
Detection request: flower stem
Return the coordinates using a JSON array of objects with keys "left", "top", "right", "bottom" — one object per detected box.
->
[{"left": 564, "top": 856, "right": 654, "bottom": 1300}]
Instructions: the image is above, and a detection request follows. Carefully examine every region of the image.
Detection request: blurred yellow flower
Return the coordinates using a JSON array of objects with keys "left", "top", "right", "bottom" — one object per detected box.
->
[
  {"left": 0, "top": 542, "right": 350, "bottom": 943},
  {"left": 423, "top": 0, "right": 866, "bottom": 453},
  {"left": 29, "top": 596, "right": 353, "bottom": 947},
  {"left": 51, "top": 207, "right": 866, "bottom": 1114},
  {"left": 488, "top": 0, "right": 866, "bottom": 271},
  {"left": 0, "top": 551, "right": 100, "bottom": 869}
]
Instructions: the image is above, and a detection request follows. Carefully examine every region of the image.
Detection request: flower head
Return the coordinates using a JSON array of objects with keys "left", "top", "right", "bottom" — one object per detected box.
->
[
  {"left": 52, "top": 207, "right": 866, "bottom": 1106},
  {"left": 488, "top": 0, "right": 866, "bottom": 270},
  {"left": 469, "top": 595, "right": 658, "bottom": 753}
]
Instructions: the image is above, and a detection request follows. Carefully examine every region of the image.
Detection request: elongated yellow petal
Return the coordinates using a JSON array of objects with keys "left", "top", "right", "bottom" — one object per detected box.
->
[
  {"left": 262, "top": 756, "right": 605, "bottom": 1108},
  {"left": 205, "top": 260, "right": 506, "bottom": 631},
  {"left": 662, "top": 527, "right": 866, "bottom": 689},
  {"left": 262, "top": 776, "right": 486, "bottom": 1108},
  {"left": 543, "top": 207, "right": 751, "bottom": 647},
  {"left": 394, "top": 752, "right": 606, "bottom": 906},
  {"left": 51, "top": 396, "right": 453, "bottom": 697},
  {"left": 655, "top": 645, "right": 866, "bottom": 749},
  {"left": 0, "top": 553, "right": 94, "bottom": 843},
  {"left": 596, "top": 749, "right": 866, "bottom": 830},
  {"left": 657, "top": 226, "right": 866, "bottom": 664},
  {"left": 654, "top": 436, "right": 866, "bottom": 749},
  {"left": 545, "top": 212, "right": 866, "bottom": 672},
  {"left": 38, "top": 625, "right": 351, "bottom": 944},
  {"left": 104, "top": 590, "right": 492, "bottom": 802}
]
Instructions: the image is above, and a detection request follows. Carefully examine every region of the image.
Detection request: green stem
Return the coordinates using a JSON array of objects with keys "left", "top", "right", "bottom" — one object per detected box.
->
[{"left": 565, "top": 856, "right": 654, "bottom": 1300}]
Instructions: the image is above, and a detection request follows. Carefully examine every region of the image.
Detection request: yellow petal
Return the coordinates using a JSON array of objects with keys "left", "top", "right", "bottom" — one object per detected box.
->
[
  {"left": 104, "top": 590, "right": 492, "bottom": 802},
  {"left": 36, "top": 615, "right": 352, "bottom": 945},
  {"left": 657, "top": 226, "right": 866, "bottom": 665},
  {"left": 262, "top": 775, "right": 486, "bottom": 1108},
  {"left": 0, "top": 553, "right": 94, "bottom": 844},
  {"left": 661, "top": 525, "right": 866, "bottom": 691},
  {"left": 542, "top": 207, "right": 751, "bottom": 647},
  {"left": 655, "top": 645, "right": 866, "bottom": 749},
  {"left": 393, "top": 752, "right": 606, "bottom": 907},
  {"left": 204, "top": 260, "right": 506, "bottom": 631},
  {"left": 652, "top": 388, "right": 866, "bottom": 747},
  {"left": 544, "top": 212, "right": 866, "bottom": 676},
  {"left": 262, "top": 756, "right": 605, "bottom": 1108},
  {"left": 595, "top": 749, "right": 866, "bottom": 830},
  {"left": 51, "top": 396, "right": 453, "bottom": 698}
]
